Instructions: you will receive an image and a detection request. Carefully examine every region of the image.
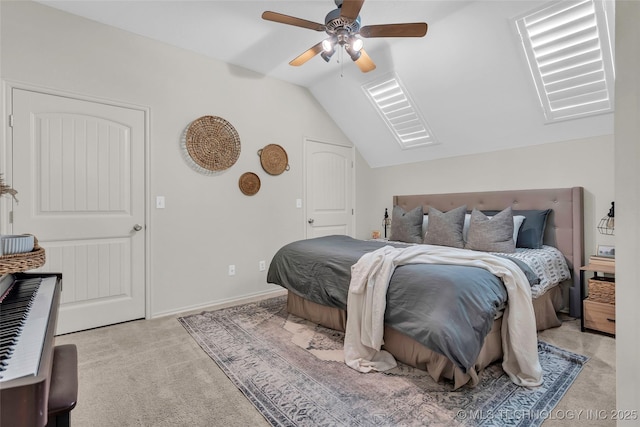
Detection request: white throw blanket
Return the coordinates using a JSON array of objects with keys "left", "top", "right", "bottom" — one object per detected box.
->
[{"left": 344, "top": 244, "right": 543, "bottom": 387}]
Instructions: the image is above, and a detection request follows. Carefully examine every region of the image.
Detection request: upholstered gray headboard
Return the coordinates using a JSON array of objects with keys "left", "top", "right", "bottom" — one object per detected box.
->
[{"left": 393, "top": 187, "right": 584, "bottom": 316}]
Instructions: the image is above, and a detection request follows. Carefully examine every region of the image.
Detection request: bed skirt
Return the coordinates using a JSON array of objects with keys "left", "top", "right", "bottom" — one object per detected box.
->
[{"left": 286, "top": 286, "right": 562, "bottom": 389}]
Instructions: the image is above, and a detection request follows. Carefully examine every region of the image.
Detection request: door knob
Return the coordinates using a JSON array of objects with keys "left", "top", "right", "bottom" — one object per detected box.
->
[
  {"left": 308, "top": 219, "right": 314, "bottom": 224},
  {"left": 133, "top": 224, "right": 143, "bottom": 231}
]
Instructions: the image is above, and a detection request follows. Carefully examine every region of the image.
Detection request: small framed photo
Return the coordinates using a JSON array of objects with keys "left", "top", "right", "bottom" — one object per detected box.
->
[{"left": 597, "top": 244, "right": 615, "bottom": 258}]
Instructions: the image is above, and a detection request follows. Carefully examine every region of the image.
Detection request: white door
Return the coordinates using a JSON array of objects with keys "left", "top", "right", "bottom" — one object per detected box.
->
[
  {"left": 10, "top": 88, "right": 146, "bottom": 334},
  {"left": 304, "top": 139, "right": 354, "bottom": 238}
]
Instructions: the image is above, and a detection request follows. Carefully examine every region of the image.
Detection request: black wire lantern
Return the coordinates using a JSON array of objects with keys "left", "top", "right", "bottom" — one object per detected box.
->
[{"left": 597, "top": 201, "right": 614, "bottom": 235}]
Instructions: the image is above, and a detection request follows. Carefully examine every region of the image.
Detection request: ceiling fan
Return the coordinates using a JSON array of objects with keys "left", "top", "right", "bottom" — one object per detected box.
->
[{"left": 262, "top": 0, "right": 428, "bottom": 73}]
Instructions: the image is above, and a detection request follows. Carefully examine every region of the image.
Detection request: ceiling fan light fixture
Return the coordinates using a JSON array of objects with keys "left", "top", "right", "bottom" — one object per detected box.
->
[
  {"left": 348, "top": 50, "right": 361, "bottom": 61},
  {"left": 351, "top": 37, "right": 363, "bottom": 52},
  {"left": 321, "top": 50, "right": 335, "bottom": 62},
  {"left": 345, "top": 44, "right": 361, "bottom": 61},
  {"left": 322, "top": 38, "right": 334, "bottom": 52}
]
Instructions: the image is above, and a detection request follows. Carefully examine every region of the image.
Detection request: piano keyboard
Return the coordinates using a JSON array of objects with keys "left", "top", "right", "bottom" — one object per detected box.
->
[{"left": 0, "top": 275, "right": 57, "bottom": 382}]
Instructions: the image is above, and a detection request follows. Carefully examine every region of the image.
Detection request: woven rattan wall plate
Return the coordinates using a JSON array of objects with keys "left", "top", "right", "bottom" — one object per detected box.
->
[
  {"left": 257, "top": 144, "right": 290, "bottom": 175},
  {"left": 239, "top": 172, "right": 261, "bottom": 196},
  {"left": 185, "top": 116, "right": 241, "bottom": 172}
]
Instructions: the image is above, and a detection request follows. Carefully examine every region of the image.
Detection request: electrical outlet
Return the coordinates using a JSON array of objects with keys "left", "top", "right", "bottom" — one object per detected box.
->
[
  {"left": 228, "top": 265, "right": 235, "bottom": 276},
  {"left": 259, "top": 260, "right": 266, "bottom": 271}
]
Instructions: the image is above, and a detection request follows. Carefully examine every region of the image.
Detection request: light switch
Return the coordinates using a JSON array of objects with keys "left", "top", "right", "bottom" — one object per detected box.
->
[
  {"left": 296, "top": 199, "right": 302, "bottom": 208},
  {"left": 156, "top": 196, "right": 165, "bottom": 209}
]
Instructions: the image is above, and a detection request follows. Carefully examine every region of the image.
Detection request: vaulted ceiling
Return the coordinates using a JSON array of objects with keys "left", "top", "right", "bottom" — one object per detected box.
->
[{"left": 38, "top": 0, "right": 615, "bottom": 168}]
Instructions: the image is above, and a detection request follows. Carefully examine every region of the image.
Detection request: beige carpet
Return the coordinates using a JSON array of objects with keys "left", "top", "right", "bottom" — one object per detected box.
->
[{"left": 55, "top": 299, "right": 615, "bottom": 427}]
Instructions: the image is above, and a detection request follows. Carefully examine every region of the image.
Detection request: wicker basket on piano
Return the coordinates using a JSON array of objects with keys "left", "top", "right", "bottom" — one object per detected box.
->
[{"left": 0, "top": 236, "right": 46, "bottom": 275}]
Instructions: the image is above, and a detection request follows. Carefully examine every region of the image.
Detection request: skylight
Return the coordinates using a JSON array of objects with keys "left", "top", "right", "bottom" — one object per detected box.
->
[
  {"left": 362, "top": 73, "right": 436, "bottom": 149},
  {"left": 515, "top": 0, "right": 615, "bottom": 122}
]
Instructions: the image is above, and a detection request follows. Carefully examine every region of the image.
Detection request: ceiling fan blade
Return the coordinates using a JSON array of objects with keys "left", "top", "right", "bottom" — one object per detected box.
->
[
  {"left": 354, "top": 49, "right": 376, "bottom": 73},
  {"left": 340, "top": 0, "right": 365, "bottom": 21},
  {"left": 289, "top": 42, "right": 325, "bottom": 66},
  {"left": 360, "top": 23, "right": 428, "bottom": 38},
  {"left": 262, "top": 11, "right": 325, "bottom": 31}
]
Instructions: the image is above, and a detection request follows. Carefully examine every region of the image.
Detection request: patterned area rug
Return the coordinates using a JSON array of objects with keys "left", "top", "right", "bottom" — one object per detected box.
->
[{"left": 178, "top": 296, "right": 588, "bottom": 427}]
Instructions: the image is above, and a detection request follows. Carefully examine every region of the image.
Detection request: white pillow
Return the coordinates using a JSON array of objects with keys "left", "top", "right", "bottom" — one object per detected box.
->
[
  {"left": 463, "top": 214, "right": 525, "bottom": 244},
  {"left": 421, "top": 214, "right": 429, "bottom": 238},
  {"left": 462, "top": 213, "right": 471, "bottom": 241},
  {"left": 512, "top": 215, "right": 526, "bottom": 244}
]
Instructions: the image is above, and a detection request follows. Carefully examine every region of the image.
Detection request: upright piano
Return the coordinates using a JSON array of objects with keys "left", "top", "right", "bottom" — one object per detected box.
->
[{"left": 0, "top": 272, "right": 65, "bottom": 426}]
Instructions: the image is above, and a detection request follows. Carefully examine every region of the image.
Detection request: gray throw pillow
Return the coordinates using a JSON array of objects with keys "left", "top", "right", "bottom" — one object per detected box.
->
[
  {"left": 423, "top": 205, "right": 466, "bottom": 248},
  {"left": 465, "top": 207, "right": 516, "bottom": 253},
  {"left": 389, "top": 205, "right": 424, "bottom": 244},
  {"left": 481, "top": 209, "right": 551, "bottom": 249}
]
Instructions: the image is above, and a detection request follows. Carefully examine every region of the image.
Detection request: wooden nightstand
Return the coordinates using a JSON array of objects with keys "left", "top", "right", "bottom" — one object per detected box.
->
[{"left": 580, "top": 260, "right": 615, "bottom": 335}]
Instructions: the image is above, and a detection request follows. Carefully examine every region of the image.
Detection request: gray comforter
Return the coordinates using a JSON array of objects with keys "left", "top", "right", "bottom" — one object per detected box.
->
[{"left": 267, "top": 235, "right": 537, "bottom": 372}]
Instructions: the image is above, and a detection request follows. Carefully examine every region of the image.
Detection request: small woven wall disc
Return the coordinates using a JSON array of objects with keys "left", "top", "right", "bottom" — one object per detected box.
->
[
  {"left": 258, "top": 144, "right": 289, "bottom": 175},
  {"left": 239, "top": 172, "right": 261, "bottom": 196},
  {"left": 186, "top": 116, "right": 241, "bottom": 171}
]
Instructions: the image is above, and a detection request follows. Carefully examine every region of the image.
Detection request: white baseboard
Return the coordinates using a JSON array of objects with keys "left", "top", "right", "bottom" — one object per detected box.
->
[{"left": 153, "top": 288, "right": 288, "bottom": 319}]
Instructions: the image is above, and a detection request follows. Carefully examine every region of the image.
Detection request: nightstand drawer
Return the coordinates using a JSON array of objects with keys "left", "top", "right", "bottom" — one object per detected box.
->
[{"left": 583, "top": 300, "right": 615, "bottom": 335}]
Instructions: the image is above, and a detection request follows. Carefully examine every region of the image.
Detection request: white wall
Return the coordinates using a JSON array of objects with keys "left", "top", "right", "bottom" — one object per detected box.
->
[
  {"left": 0, "top": 1, "right": 352, "bottom": 316},
  {"left": 355, "top": 135, "right": 616, "bottom": 261},
  {"left": 614, "top": 0, "right": 640, "bottom": 417}
]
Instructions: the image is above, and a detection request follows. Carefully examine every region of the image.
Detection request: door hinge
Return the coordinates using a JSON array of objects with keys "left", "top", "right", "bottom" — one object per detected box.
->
[
  {"left": 9, "top": 211, "right": 13, "bottom": 224},
  {"left": 8, "top": 115, "right": 14, "bottom": 128}
]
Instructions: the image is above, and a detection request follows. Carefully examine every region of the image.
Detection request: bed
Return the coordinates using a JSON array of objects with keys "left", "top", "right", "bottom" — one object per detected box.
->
[{"left": 267, "top": 187, "right": 584, "bottom": 388}]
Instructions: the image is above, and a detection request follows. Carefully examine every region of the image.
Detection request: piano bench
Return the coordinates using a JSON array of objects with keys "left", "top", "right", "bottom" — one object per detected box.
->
[{"left": 46, "top": 344, "right": 78, "bottom": 427}]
